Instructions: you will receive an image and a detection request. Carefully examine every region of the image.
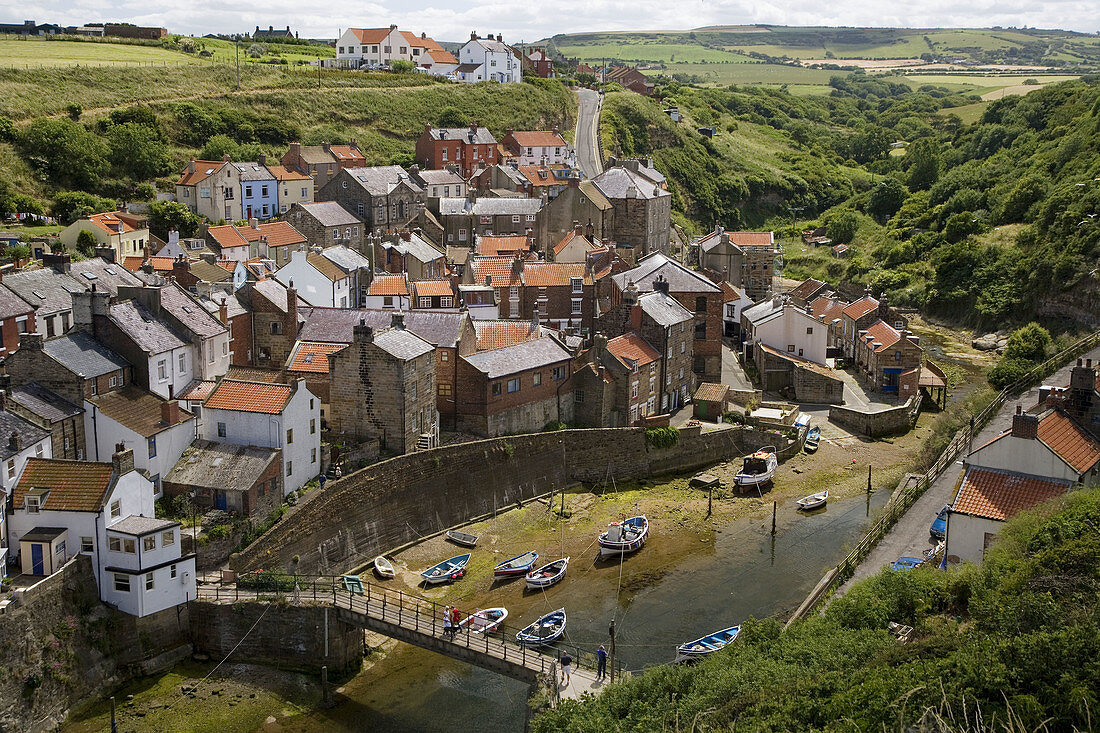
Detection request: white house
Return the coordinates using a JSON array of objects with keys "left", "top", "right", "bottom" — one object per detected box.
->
[
  {"left": 363, "top": 273, "right": 411, "bottom": 311},
  {"left": 0, "top": 406, "right": 53, "bottom": 569},
  {"left": 334, "top": 26, "right": 455, "bottom": 73},
  {"left": 8, "top": 448, "right": 196, "bottom": 617},
  {"left": 502, "top": 130, "right": 572, "bottom": 166},
  {"left": 456, "top": 33, "right": 520, "bottom": 83},
  {"left": 85, "top": 388, "right": 196, "bottom": 498},
  {"left": 200, "top": 378, "right": 320, "bottom": 495},
  {"left": 275, "top": 249, "right": 355, "bottom": 309},
  {"left": 721, "top": 282, "right": 752, "bottom": 339},
  {"left": 746, "top": 298, "right": 830, "bottom": 365},
  {"left": 966, "top": 407, "right": 1100, "bottom": 485}
]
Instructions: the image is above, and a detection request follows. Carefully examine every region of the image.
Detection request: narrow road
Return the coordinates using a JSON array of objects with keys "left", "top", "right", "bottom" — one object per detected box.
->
[
  {"left": 574, "top": 88, "right": 603, "bottom": 179},
  {"left": 835, "top": 344, "right": 1100, "bottom": 596}
]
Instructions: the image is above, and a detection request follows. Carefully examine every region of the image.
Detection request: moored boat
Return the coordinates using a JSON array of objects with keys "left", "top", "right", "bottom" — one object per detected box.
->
[
  {"left": 676, "top": 625, "right": 740, "bottom": 662},
  {"left": 796, "top": 490, "right": 829, "bottom": 511},
  {"left": 516, "top": 608, "right": 567, "bottom": 646},
  {"left": 526, "top": 557, "right": 569, "bottom": 589},
  {"left": 494, "top": 550, "right": 539, "bottom": 577},
  {"left": 804, "top": 426, "right": 821, "bottom": 453},
  {"left": 373, "top": 556, "right": 395, "bottom": 579},
  {"left": 598, "top": 515, "right": 648, "bottom": 557},
  {"left": 421, "top": 553, "right": 470, "bottom": 585},
  {"left": 445, "top": 529, "right": 479, "bottom": 548},
  {"left": 734, "top": 448, "right": 777, "bottom": 489},
  {"left": 458, "top": 607, "right": 508, "bottom": 634}
]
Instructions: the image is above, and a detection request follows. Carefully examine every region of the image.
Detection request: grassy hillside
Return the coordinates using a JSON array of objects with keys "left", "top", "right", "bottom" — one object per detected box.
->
[{"left": 534, "top": 486, "right": 1100, "bottom": 732}]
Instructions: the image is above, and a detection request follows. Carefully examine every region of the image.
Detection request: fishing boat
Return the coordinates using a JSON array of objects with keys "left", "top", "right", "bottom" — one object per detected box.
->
[
  {"left": 373, "top": 556, "right": 395, "bottom": 579},
  {"left": 526, "top": 557, "right": 569, "bottom": 589},
  {"left": 516, "top": 608, "right": 567, "bottom": 646},
  {"left": 734, "top": 447, "right": 777, "bottom": 489},
  {"left": 675, "top": 625, "right": 741, "bottom": 662},
  {"left": 342, "top": 574, "right": 365, "bottom": 594},
  {"left": 796, "top": 489, "right": 829, "bottom": 511},
  {"left": 804, "top": 426, "right": 821, "bottom": 453},
  {"left": 420, "top": 553, "right": 470, "bottom": 585},
  {"left": 494, "top": 550, "right": 539, "bottom": 577},
  {"left": 598, "top": 515, "right": 649, "bottom": 557},
  {"left": 445, "top": 529, "right": 479, "bottom": 548},
  {"left": 458, "top": 607, "right": 508, "bottom": 634}
]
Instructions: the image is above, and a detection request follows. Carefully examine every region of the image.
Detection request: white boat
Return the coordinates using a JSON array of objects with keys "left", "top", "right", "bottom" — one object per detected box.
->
[
  {"left": 445, "top": 529, "right": 478, "bottom": 548},
  {"left": 598, "top": 516, "right": 648, "bottom": 557},
  {"left": 516, "top": 608, "right": 566, "bottom": 646},
  {"left": 675, "top": 625, "right": 740, "bottom": 662},
  {"left": 420, "top": 553, "right": 470, "bottom": 585},
  {"left": 526, "top": 557, "right": 569, "bottom": 589},
  {"left": 796, "top": 490, "right": 829, "bottom": 511},
  {"left": 734, "top": 448, "right": 777, "bottom": 489},
  {"left": 458, "top": 607, "right": 508, "bottom": 634},
  {"left": 373, "top": 555, "right": 395, "bottom": 579}
]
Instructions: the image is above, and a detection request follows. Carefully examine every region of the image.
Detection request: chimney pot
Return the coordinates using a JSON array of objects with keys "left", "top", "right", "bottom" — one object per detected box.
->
[{"left": 112, "top": 444, "right": 136, "bottom": 476}]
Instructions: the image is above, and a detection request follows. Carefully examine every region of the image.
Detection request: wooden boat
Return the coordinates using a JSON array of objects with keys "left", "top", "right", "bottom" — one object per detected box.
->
[
  {"left": 516, "top": 608, "right": 566, "bottom": 646},
  {"left": 446, "top": 529, "right": 479, "bottom": 548},
  {"left": 796, "top": 490, "right": 829, "bottom": 511},
  {"left": 734, "top": 448, "right": 777, "bottom": 488},
  {"left": 494, "top": 550, "right": 539, "bottom": 577},
  {"left": 373, "top": 556, "right": 395, "bottom": 579},
  {"left": 675, "top": 625, "right": 740, "bottom": 662},
  {"left": 598, "top": 515, "right": 649, "bottom": 557},
  {"left": 342, "top": 574, "right": 364, "bottom": 594},
  {"left": 421, "top": 553, "right": 470, "bottom": 585},
  {"left": 526, "top": 557, "right": 569, "bottom": 589},
  {"left": 804, "top": 426, "right": 821, "bottom": 453},
  {"left": 458, "top": 607, "right": 508, "bottom": 634}
]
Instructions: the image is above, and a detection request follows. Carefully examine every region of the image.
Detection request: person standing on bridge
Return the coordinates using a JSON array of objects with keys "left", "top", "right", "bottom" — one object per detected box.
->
[
  {"left": 560, "top": 651, "right": 572, "bottom": 686},
  {"left": 451, "top": 605, "right": 462, "bottom": 632},
  {"left": 596, "top": 645, "right": 607, "bottom": 681},
  {"left": 443, "top": 607, "right": 453, "bottom": 640}
]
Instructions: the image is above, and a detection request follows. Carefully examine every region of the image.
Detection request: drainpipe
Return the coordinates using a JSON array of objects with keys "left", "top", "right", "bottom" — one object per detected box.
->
[{"left": 90, "top": 403, "right": 100, "bottom": 461}]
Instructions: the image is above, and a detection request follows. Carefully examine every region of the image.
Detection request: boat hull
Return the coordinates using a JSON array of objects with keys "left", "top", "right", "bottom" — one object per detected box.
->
[
  {"left": 373, "top": 556, "right": 395, "bottom": 579},
  {"left": 459, "top": 608, "right": 508, "bottom": 634},
  {"left": 526, "top": 558, "right": 569, "bottom": 589},
  {"left": 494, "top": 551, "right": 539, "bottom": 577},
  {"left": 516, "top": 609, "right": 566, "bottom": 646},
  {"left": 796, "top": 491, "right": 828, "bottom": 511},
  {"left": 446, "top": 530, "right": 478, "bottom": 548},
  {"left": 421, "top": 554, "right": 470, "bottom": 585},
  {"left": 675, "top": 626, "right": 740, "bottom": 662}
]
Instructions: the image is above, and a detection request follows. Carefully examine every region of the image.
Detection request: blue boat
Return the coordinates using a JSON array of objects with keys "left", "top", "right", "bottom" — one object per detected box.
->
[
  {"left": 494, "top": 550, "right": 539, "bottom": 577},
  {"left": 891, "top": 556, "right": 924, "bottom": 572},
  {"left": 515, "top": 608, "right": 567, "bottom": 646},
  {"left": 421, "top": 553, "right": 470, "bottom": 585},
  {"left": 676, "top": 625, "right": 740, "bottom": 662},
  {"left": 804, "top": 426, "right": 821, "bottom": 452}
]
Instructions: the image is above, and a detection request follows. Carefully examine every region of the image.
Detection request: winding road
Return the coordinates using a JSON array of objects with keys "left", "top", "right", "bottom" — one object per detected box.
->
[{"left": 574, "top": 88, "right": 604, "bottom": 179}]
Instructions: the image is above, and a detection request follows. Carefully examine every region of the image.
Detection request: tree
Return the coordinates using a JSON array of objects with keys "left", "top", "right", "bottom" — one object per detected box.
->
[
  {"left": 943, "top": 211, "right": 982, "bottom": 243},
  {"left": 51, "top": 191, "right": 117, "bottom": 224},
  {"left": 827, "top": 210, "right": 860, "bottom": 244},
  {"left": 148, "top": 200, "right": 200, "bottom": 240},
  {"left": 5, "top": 243, "right": 30, "bottom": 263},
  {"left": 867, "top": 178, "right": 907, "bottom": 222},
  {"left": 1003, "top": 322, "right": 1051, "bottom": 363},
  {"left": 904, "top": 138, "right": 940, "bottom": 191},
  {"left": 65, "top": 103, "right": 82, "bottom": 121},
  {"left": 247, "top": 44, "right": 265, "bottom": 58},
  {"left": 107, "top": 122, "right": 170, "bottom": 182},
  {"left": 76, "top": 229, "right": 98, "bottom": 257},
  {"left": 436, "top": 106, "right": 467, "bottom": 127},
  {"left": 390, "top": 59, "right": 415, "bottom": 73},
  {"left": 199, "top": 134, "right": 239, "bottom": 161},
  {"left": 19, "top": 118, "right": 109, "bottom": 190}
]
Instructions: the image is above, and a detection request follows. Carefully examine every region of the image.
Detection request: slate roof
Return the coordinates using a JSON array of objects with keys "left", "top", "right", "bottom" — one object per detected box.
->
[
  {"left": 637, "top": 291, "right": 693, "bottom": 326},
  {"left": 250, "top": 279, "right": 295, "bottom": 313},
  {"left": 384, "top": 233, "right": 444, "bottom": 265},
  {"left": 367, "top": 273, "right": 409, "bottom": 296},
  {"left": 613, "top": 254, "right": 721, "bottom": 294},
  {"left": 233, "top": 162, "right": 275, "bottom": 181},
  {"left": 953, "top": 466, "right": 1070, "bottom": 522},
  {"left": 108, "top": 300, "right": 187, "bottom": 355},
  {"left": 416, "top": 169, "right": 465, "bottom": 186},
  {"left": 3, "top": 267, "right": 85, "bottom": 316},
  {"left": 463, "top": 337, "right": 570, "bottom": 379},
  {"left": 472, "top": 320, "right": 541, "bottom": 351},
  {"left": 9, "top": 382, "right": 81, "bottom": 423},
  {"left": 592, "top": 167, "right": 669, "bottom": 200},
  {"left": 12, "top": 458, "right": 117, "bottom": 512},
  {"left": 319, "top": 246, "right": 371, "bottom": 273},
  {"left": 160, "top": 283, "right": 228, "bottom": 339},
  {"left": 0, "top": 282, "right": 33, "bottom": 320},
  {"left": 0, "top": 408, "right": 51, "bottom": 462},
  {"left": 89, "top": 386, "right": 194, "bottom": 437},
  {"left": 188, "top": 259, "right": 233, "bottom": 284},
  {"left": 342, "top": 166, "right": 425, "bottom": 196},
  {"left": 426, "top": 126, "right": 496, "bottom": 145},
  {"left": 605, "top": 332, "right": 660, "bottom": 369},
  {"left": 204, "top": 380, "right": 293, "bottom": 414},
  {"left": 577, "top": 180, "right": 613, "bottom": 210},
  {"left": 373, "top": 328, "right": 434, "bottom": 360},
  {"left": 740, "top": 297, "right": 786, "bottom": 326},
  {"left": 299, "top": 308, "right": 466, "bottom": 348},
  {"left": 843, "top": 295, "right": 879, "bottom": 320},
  {"left": 1036, "top": 409, "right": 1100, "bottom": 474},
  {"left": 70, "top": 258, "right": 144, "bottom": 295},
  {"left": 286, "top": 341, "right": 345, "bottom": 374},
  {"left": 108, "top": 516, "right": 178, "bottom": 536},
  {"left": 164, "top": 440, "right": 280, "bottom": 492},
  {"left": 789, "top": 278, "right": 826, "bottom": 302},
  {"left": 42, "top": 331, "right": 129, "bottom": 377},
  {"left": 293, "top": 201, "right": 361, "bottom": 228},
  {"left": 438, "top": 197, "right": 541, "bottom": 216}
]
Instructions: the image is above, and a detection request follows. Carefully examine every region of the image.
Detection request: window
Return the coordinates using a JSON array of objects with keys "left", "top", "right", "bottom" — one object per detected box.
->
[
  {"left": 286, "top": 461, "right": 293, "bottom": 477},
  {"left": 245, "top": 186, "right": 252, "bottom": 197},
  {"left": 571, "top": 299, "right": 583, "bottom": 315},
  {"left": 441, "top": 297, "right": 453, "bottom": 308},
  {"left": 222, "top": 342, "right": 228, "bottom": 356},
  {"left": 526, "top": 214, "right": 535, "bottom": 222},
  {"left": 507, "top": 378, "right": 521, "bottom": 393},
  {"left": 311, "top": 448, "right": 317, "bottom": 464},
  {"left": 178, "top": 353, "right": 186, "bottom": 373},
  {"left": 109, "top": 375, "right": 117, "bottom": 388},
  {"left": 35, "top": 443, "right": 44, "bottom": 457},
  {"left": 286, "top": 429, "right": 293, "bottom": 445},
  {"left": 217, "top": 422, "right": 227, "bottom": 438},
  {"left": 46, "top": 318, "right": 55, "bottom": 337},
  {"left": 81, "top": 536, "right": 93, "bottom": 553},
  {"left": 143, "top": 536, "right": 156, "bottom": 551},
  {"left": 109, "top": 536, "right": 121, "bottom": 552},
  {"left": 438, "top": 383, "right": 452, "bottom": 396},
  {"left": 458, "top": 229, "right": 467, "bottom": 242},
  {"left": 5, "top": 459, "right": 13, "bottom": 480},
  {"left": 512, "top": 215, "right": 520, "bottom": 224},
  {"left": 806, "top": 327, "right": 814, "bottom": 335},
  {"left": 111, "top": 499, "right": 121, "bottom": 518},
  {"left": 162, "top": 531, "right": 175, "bottom": 547},
  {"left": 570, "top": 277, "right": 583, "bottom": 293},
  {"left": 681, "top": 341, "right": 686, "bottom": 354},
  {"left": 410, "top": 381, "right": 417, "bottom": 400},
  {"left": 158, "top": 360, "right": 167, "bottom": 382},
  {"left": 679, "top": 367, "right": 685, "bottom": 380},
  {"left": 123, "top": 538, "right": 136, "bottom": 554},
  {"left": 695, "top": 296, "right": 707, "bottom": 313},
  {"left": 419, "top": 297, "right": 431, "bottom": 308},
  {"left": 666, "top": 373, "right": 672, "bottom": 386},
  {"left": 310, "top": 418, "right": 316, "bottom": 434},
  {"left": 261, "top": 185, "right": 269, "bottom": 197},
  {"left": 492, "top": 382, "right": 502, "bottom": 396},
  {"left": 145, "top": 573, "right": 155, "bottom": 591},
  {"left": 271, "top": 321, "right": 282, "bottom": 335},
  {"left": 114, "top": 574, "right": 130, "bottom": 592},
  {"left": 532, "top": 372, "right": 542, "bottom": 386},
  {"left": 147, "top": 436, "right": 156, "bottom": 459},
  {"left": 442, "top": 149, "right": 448, "bottom": 162},
  {"left": 171, "top": 564, "right": 177, "bottom": 579},
  {"left": 302, "top": 187, "right": 309, "bottom": 198},
  {"left": 345, "top": 227, "right": 351, "bottom": 239},
  {"left": 553, "top": 366, "right": 566, "bottom": 381}
]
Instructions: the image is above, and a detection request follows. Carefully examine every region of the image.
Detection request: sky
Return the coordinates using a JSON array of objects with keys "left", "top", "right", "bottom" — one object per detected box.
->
[{"left": 17, "top": 0, "right": 1099, "bottom": 41}]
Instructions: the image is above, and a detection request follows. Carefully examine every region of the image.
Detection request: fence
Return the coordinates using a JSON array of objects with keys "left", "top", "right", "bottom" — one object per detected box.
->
[{"left": 786, "top": 327, "right": 1100, "bottom": 625}]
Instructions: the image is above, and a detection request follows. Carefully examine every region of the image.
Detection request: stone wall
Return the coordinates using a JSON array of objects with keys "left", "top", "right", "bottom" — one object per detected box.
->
[
  {"left": 791, "top": 363, "right": 845, "bottom": 404},
  {"left": 829, "top": 394, "right": 922, "bottom": 438},
  {"left": 189, "top": 599, "right": 362, "bottom": 674},
  {"left": 231, "top": 425, "right": 795, "bottom": 576}
]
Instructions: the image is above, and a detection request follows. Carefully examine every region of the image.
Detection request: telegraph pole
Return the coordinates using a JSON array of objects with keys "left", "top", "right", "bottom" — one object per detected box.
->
[{"left": 608, "top": 618, "right": 616, "bottom": 683}]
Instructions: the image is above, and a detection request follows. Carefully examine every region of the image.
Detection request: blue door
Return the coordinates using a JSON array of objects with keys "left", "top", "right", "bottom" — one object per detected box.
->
[
  {"left": 31, "top": 544, "right": 44, "bottom": 575},
  {"left": 215, "top": 491, "right": 227, "bottom": 510}
]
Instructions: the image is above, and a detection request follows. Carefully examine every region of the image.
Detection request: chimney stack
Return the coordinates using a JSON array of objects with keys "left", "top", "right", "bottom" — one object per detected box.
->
[
  {"left": 353, "top": 317, "right": 374, "bottom": 343},
  {"left": 390, "top": 311, "right": 405, "bottom": 330},
  {"left": 112, "top": 442, "right": 135, "bottom": 476},
  {"left": 9, "top": 431, "right": 21, "bottom": 452},
  {"left": 161, "top": 400, "right": 180, "bottom": 426},
  {"left": 1011, "top": 406, "right": 1039, "bottom": 440}
]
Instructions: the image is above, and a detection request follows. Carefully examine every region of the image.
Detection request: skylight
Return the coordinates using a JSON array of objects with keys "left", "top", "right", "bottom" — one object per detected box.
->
[
  {"left": 82, "top": 272, "right": 97, "bottom": 280},
  {"left": 104, "top": 267, "right": 117, "bottom": 275},
  {"left": 32, "top": 290, "right": 45, "bottom": 299}
]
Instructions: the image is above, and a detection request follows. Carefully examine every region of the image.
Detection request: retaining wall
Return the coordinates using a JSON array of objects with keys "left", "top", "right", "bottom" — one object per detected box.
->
[
  {"left": 829, "top": 394, "right": 922, "bottom": 438},
  {"left": 232, "top": 426, "right": 794, "bottom": 576}
]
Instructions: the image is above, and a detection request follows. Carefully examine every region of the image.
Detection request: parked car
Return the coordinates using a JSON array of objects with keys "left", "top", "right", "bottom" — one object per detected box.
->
[
  {"left": 891, "top": 556, "right": 924, "bottom": 572},
  {"left": 930, "top": 505, "right": 949, "bottom": 540}
]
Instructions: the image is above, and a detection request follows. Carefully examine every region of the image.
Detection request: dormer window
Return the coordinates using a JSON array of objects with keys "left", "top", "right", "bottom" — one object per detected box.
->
[{"left": 26, "top": 495, "right": 40, "bottom": 513}]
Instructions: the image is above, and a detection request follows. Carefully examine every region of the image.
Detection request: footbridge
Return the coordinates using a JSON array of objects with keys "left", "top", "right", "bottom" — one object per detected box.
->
[{"left": 197, "top": 576, "right": 613, "bottom": 700}]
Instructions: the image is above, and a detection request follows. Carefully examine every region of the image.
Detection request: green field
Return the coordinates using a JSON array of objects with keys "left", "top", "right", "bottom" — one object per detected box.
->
[
  {"left": 555, "top": 41, "right": 752, "bottom": 64},
  {"left": 643, "top": 61, "right": 839, "bottom": 88},
  {"left": 0, "top": 37, "right": 200, "bottom": 67}
]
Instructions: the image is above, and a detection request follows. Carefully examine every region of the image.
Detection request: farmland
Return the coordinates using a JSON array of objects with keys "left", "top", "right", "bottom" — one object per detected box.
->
[{"left": 0, "top": 36, "right": 202, "bottom": 68}]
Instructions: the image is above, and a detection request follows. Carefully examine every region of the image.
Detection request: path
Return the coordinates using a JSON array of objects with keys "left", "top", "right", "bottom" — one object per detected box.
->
[
  {"left": 835, "top": 344, "right": 1100, "bottom": 596},
  {"left": 574, "top": 88, "right": 603, "bottom": 179}
]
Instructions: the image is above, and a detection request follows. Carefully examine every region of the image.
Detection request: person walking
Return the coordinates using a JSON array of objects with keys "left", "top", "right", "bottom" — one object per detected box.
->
[
  {"left": 442, "top": 607, "right": 453, "bottom": 640},
  {"left": 560, "top": 651, "right": 572, "bottom": 686},
  {"left": 596, "top": 645, "right": 607, "bottom": 680},
  {"left": 451, "top": 606, "right": 462, "bottom": 634}
]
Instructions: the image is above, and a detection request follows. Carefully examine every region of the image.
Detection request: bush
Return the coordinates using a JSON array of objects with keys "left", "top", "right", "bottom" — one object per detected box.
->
[
  {"left": 20, "top": 118, "right": 109, "bottom": 190},
  {"left": 237, "top": 568, "right": 296, "bottom": 592},
  {"left": 51, "top": 191, "right": 117, "bottom": 224},
  {"left": 1003, "top": 322, "right": 1051, "bottom": 363},
  {"left": 644, "top": 426, "right": 679, "bottom": 449},
  {"left": 391, "top": 59, "right": 415, "bottom": 73},
  {"left": 988, "top": 356, "right": 1035, "bottom": 389},
  {"left": 75, "top": 230, "right": 97, "bottom": 256},
  {"left": 65, "top": 103, "right": 82, "bottom": 121},
  {"left": 826, "top": 210, "right": 860, "bottom": 244}
]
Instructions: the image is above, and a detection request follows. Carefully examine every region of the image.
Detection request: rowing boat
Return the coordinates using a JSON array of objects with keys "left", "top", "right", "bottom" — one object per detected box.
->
[{"left": 421, "top": 553, "right": 470, "bottom": 585}]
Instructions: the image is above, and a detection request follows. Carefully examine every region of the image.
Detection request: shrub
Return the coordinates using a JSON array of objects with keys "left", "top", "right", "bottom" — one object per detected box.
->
[
  {"left": 237, "top": 568, "right": 296, "bottom": 591},
  {"left": 75, "top": 230, "right": 97, "bottom": 256},
  {"left": 20, "top": 118, "right": 109, "bottom": 190},
  {"left": 1003, "top": 322, "right": 1051, "bottom": 363},
  {"left": 826, "top": 210, "right": 860, "bottom": 244},
  {"left": 391, "top": 59, "right": 415, "bottom": 73},
  {"left": 988, "top": 357, "right": 1035, "bottom": 389},
  {"left": 65, "top": 103, "right": 82, "bottom": 121},
  {"left": 644, "top": 426, "right": 679, "bottom": 449}
]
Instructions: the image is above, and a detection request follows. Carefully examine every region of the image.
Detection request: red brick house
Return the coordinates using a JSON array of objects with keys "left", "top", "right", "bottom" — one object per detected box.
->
[
  {"left": 602, "top": 66, "right": 654, "bottom": 95},
  {"left": 0, "top": 283, "right": 35, "bottom": 362},
  {"left": 281, "top": 141, "right": 366, "bottom": 191},
  {"left": 525, "top": 48, "right": 554, "bottom": 78},
  {"left": 416, "top": 124, "right": 498, "bottom": 177}
]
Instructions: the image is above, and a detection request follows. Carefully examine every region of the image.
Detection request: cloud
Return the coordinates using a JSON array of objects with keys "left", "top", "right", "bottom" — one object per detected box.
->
[{"left": 21, "top": 0, "right": 1100, "bottom": 40}]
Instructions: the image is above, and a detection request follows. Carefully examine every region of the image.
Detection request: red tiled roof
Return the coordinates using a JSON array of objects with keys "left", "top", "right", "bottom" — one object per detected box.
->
[
  {"left": 518, "top": 166, "right": 565, "bottom": 187},
  {"left": 810, "top": 295, "right": 845, "bottom": 324},
  {"left": 522, "top": 262, "right": 593, "bottom": 287},
  {"left": 121, "top": 256, "right": 175, "bottom": 274},
  {"left": 426, "top": 48, "right": 458, "bottom": 65},
  {"left": 287, "top": 341, "right": 345, "bottom": 374},
  {"left": 266, "top": 164, "right": 311, "bottom": 181},
  {"left": 1037, "top": 410, "right": 1100, "bottom": 474},
  {"left": 469, "top": 256, "right": 522, "bottom": 288},
  {"left": 552, "top": 230, "right": 599, "bottom": 256},
  {"left": 350, "top": 27, "right": 393, "bottom": 44},
  {"left": 329, "top": 145, "right": 364, "bottom": 163},
  {"left": 412, "top": 279, "right": 454, "bottom": 297},
  {"left": 216, "top": 259, "right": 237, "bottom": 271},
  {"left": 726, "top": 231, "right": 773, "bottom": 247},
  {"left": 510, "top": 131, "right": 568, "bottom": 148},
  {"left": 178, "top": 380, "right": 217, "bottom": 401},
  {"left": 176, "top": 160, "right": 225, "bottom": 186},
  {"left": 206, "top": 225, "right": 251, "bottom": 251},
  {"left": 13, "top": 458, "right": 116, "bottom": 512},
  {"left": 236, "top": 221, "right": 307, "bottom": 248},
  {"left": 790, "top": 278, "right": 825, "bottom": 301},
  {"left": 204, "top": 380, "right": 293, "bottom": 414},
  {"left": 843, "top": 295, "right": 879, "bottom": 320},
  {"left": 88, "top": 212, "right": 138, "bottom": 235},
  {"left": 720, "top": 281, "right": 746, "bottom": 303},
  {"left": 606, "top": 332, "right": 659, "bottom": 368},
  {"left": 367, "top": 273, "right": 409, "bottom": 296},
  {"left": 953, "top": 467, "right": 1069, "bottom": 521},
  {"left": 472, "top": 320, "right": 540, "bottom": 351},
  {"left": 862, "top": 319, "right": 902, "bottom": 353},
  {"left": 694, "top": 382, "right": 729, "bottom": 403},
  {"left": 476, "top": 235, "right": 528, "bottom": 256}
]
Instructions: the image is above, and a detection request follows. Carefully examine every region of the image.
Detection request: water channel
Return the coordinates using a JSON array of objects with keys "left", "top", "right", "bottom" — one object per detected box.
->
[{"left": 281, "top": 488, "right": 891, "bottom": 732}]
